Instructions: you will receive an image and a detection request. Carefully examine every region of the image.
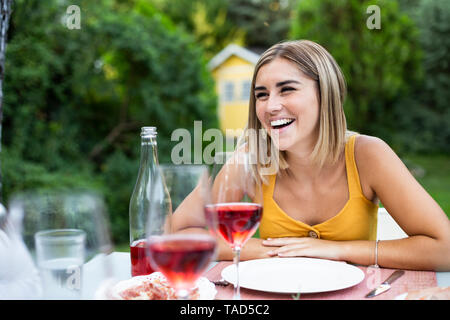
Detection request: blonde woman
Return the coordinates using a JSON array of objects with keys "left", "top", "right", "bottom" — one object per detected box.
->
[{"left": 173, "top": 40, "right": 450, "bottom": 271}]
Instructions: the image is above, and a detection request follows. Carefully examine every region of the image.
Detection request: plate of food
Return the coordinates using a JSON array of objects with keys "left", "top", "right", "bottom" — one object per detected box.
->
[{"left": 97, "top": 272, "right": 217, "bottom": 300}]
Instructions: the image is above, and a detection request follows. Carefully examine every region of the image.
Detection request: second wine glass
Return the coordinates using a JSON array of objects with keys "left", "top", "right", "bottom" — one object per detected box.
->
[
  {"left": 145, "top": 164, "right": 216, "bottom": 300},
  {"left": 206, "top": 151, "right": 263, "bottom": 300}
]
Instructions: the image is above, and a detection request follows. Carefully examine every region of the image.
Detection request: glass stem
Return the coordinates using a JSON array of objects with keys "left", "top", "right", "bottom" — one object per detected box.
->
[{"left": 233, "top": 247, "right": 241, "bottom": 300}]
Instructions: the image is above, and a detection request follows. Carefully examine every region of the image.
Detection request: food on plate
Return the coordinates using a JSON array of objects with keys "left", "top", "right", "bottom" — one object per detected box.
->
[{"left": 109, "top": 272, "right": 201, "bottom": 300}]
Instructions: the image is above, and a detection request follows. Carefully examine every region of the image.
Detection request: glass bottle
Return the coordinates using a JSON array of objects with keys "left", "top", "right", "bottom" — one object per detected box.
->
[{"left": 129, "top": 126, "right": 159, "bottom": 276}]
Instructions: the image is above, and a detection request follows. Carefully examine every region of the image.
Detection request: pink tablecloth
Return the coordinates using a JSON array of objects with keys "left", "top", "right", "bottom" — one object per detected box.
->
[{"left": 205, "top": 261, "right": 437, "bottom": 300}]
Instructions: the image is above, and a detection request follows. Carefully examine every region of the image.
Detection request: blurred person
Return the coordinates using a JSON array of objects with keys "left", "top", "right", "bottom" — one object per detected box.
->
[
  {"left": 0, "top": 203, "right": 42, "bottom": 299},
  {"left": 172, "top": 40, "right": 450, "bottom": 271}
]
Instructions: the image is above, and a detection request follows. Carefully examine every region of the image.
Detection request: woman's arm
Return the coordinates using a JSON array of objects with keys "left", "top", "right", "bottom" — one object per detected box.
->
[
  {"left": 354, "top": 135, "right": 450, "bottom": 270},
  {"left": 262, "top": 136, "right": 450, "bottom": 271}
]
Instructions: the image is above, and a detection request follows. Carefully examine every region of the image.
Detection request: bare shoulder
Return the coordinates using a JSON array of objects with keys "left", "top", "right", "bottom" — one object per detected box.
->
[
  {"left": 354, "top": 134, "right": 397, "bottom": 166},
  {"left": 353, "top": 135, "right": 404, "bottom": 199}
]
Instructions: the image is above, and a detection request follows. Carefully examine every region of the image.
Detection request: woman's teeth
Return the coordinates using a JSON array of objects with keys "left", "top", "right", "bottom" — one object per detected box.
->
[{"left": 270, "top": 118, "right": 295, "bottom": 129}]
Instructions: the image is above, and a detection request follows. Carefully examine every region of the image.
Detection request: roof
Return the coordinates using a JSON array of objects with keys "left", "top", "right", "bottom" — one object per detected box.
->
[{"left": 208, "top": 44, "right": 260, "bottom": 70}]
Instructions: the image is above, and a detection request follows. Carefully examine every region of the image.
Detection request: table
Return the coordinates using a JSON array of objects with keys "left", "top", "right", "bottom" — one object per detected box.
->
[{"left": 82, "top": 252, "right": 450, "bottom": 300}]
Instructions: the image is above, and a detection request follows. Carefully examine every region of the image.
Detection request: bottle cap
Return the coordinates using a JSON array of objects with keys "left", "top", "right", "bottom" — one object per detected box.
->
[{"left": 141, "top": 127, "right": 157, "bottom": 138}]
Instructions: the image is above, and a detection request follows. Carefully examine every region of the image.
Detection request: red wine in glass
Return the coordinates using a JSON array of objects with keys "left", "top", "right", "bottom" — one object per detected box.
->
[
  {"left": 206, "top": 202, "right": 263, "bottom": 250},
  {"left": 130, "top": 239, "right": 155, "bottom": 277},
  {"left": 147, "top": 234, "right": 216, "bottom": 294}
]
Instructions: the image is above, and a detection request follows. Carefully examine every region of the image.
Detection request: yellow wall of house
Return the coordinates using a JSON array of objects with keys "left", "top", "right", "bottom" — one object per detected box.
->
[{"left": 211, "top": 55, "right": 255, "bottom": 137}]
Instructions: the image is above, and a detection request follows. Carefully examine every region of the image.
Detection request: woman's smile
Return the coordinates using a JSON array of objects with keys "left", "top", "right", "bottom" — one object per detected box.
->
[{"left": 270, "top": 117, "right": 296, "bottom": 133}]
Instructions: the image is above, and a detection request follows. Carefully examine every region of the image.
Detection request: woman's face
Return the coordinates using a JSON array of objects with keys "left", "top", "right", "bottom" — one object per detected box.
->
[{"left": 254, "top": 58, "right": 320, "bottom": 152}]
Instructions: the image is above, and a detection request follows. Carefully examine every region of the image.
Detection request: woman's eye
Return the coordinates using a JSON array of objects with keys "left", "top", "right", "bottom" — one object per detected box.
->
[
  {"left": 255, "top": 92, "right": 268, "bottom": 99},
  {"left": 281, "top": 87, "right": 295, "bottom": 93}
]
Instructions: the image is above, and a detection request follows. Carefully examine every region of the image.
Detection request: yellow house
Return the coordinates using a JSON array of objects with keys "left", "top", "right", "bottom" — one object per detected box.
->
[{"left": 208, "top": 44, "right": 260, "bottom": 138}]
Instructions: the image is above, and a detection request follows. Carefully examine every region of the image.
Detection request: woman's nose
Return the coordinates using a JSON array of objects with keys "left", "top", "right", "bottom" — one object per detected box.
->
[{"left": 267, "top": 96, "right": 283, "bottom": 113}]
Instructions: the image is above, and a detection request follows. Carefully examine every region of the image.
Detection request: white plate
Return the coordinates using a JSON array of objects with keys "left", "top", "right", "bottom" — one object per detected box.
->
[{"left": 221, "top": 258, "right": 365, "bottom": 294}]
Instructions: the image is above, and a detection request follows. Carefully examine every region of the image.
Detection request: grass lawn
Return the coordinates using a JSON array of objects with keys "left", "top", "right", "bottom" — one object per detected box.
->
[{"left": 402, "top": 154, "right": 450, "bottom": 218}]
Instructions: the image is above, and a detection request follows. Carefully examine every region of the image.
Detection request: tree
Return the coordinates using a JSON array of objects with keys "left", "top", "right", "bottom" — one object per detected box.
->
[
  {"left": 381, "top": 0, "right": 449, "bottom": 153},
  {"left": 414, "top": 0, "right": 450, "bottom": 152},
  {"left": 2, "top": 0, "right": 218, "bottom": 243},
  {"left": 226, "top": 0, "right": 297, "bottom": 49},
  {"left": 151, "top": 0, "right": 245, "bottom": 58},
  {"left": 290, "top": 0, "right": 422, "bottom": 139},
  {"left": 152, "top": 0, "right": 298, "bottom": 57},
  {"left": 0, "top": 0, "right": 13, "bottom": 200}
]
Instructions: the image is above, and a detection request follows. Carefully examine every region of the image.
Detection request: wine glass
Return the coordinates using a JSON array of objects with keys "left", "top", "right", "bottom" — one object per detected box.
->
[
  {"left": 8, "top": 190, "right": 116, "bottom": 299},
  {"left": 146, "top": 164, "right": 217, "bottom": 300},
  {"left": 206, "top": 151, "right": 263, "bottom": 300},
  {"left": 0, "top": 202, "right": 42, "bottom": 299}
]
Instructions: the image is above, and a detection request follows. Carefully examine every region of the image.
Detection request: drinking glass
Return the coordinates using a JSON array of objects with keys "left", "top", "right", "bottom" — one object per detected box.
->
[
  {"left": 0, "top": 203, "right": 42, "bottom": 299},
  {"left": 206, "top": 151, "right": 263, "bottom": 299},
  {"left": 146, "top": 165, "right": 217, "bottom": 300},
  {"left": 8, "top": 191, "right": 115, "bottom": 299}
]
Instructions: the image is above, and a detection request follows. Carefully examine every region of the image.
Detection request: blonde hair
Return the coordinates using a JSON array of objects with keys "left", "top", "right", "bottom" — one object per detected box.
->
[{"left": 243, "top": 40, "right": 350, "bottom": 183}]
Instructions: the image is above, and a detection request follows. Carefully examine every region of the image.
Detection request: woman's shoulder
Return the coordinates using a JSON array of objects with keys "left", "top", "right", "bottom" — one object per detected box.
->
[
  {"left": 346, "top": 131, "right": 388, "bottom": 152},
  {"left": 351, "top": 135, "right": 397, "bottom": 200},
  {"left": 353, "top": 134, "right": 392, "bottom": 160},
  {"left": 353, "top": 134, "right": 399, "bottom": 177}
]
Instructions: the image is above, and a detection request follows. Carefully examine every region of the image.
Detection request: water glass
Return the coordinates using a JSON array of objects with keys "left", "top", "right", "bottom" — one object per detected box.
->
[
  {"left": 8, "top": 191, "right": 115, "bottom": 299},
  {"left": 35, "top": 229, "right": 86, "bottom": 299}
]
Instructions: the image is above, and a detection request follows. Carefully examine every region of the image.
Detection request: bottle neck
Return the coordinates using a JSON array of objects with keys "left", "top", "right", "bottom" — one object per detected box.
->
[{"left": 139, "top": 135, "right": 159, "bottom": 171}]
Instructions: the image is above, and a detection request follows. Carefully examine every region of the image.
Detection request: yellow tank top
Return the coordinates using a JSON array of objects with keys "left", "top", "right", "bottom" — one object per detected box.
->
[{"left": 259, "top": 135, "right": 378, "bottom": 241}]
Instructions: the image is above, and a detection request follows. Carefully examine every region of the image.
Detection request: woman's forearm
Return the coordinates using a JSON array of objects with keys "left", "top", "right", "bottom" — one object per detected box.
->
[
  {"left": 260, "top": 235, "right": 450, "bottom": 271},
  {"left": 218, "top": 237, "right": 273, "bottom": 261},
  {"left": 340, "top": 236, "right": 450, "bottom": 271}
]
